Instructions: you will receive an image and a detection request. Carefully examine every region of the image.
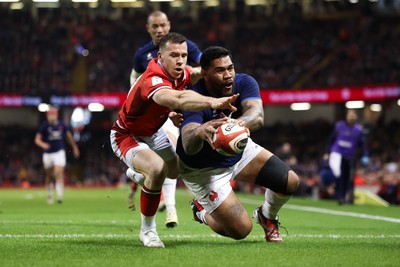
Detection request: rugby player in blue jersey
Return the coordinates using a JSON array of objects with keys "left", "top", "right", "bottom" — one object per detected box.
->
[
  {"left": 127, "top": 11, "right": 202, "bottom": 228},
  {"left": 176, "top": 46, "right": 300, "bottom": 242},
  {"left": 35, "top": 107, "right": 80, "bottom": 204}
]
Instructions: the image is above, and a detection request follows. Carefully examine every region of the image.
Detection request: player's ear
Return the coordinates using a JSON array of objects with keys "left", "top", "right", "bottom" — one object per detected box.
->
[
  {"left": 201, "top": 68, "right": 207, "bottom": 78},
  {"left": 157, "top": 51, "right": 162, "bottom": 60}
]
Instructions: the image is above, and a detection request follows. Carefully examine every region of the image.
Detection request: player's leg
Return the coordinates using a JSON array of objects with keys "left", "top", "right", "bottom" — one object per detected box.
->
[
  {"left": 132, "top": 148, "right": 168, "bottom": 247},
  {"left": 203, "top": 191, "right": 252, "bottom": 240},
  {"left": 162, "top": 178, "right": 178, "bottom": 227},
  {"left": 341, "top": 159, "right": 353, "bottom": 204},
  {"left": 42, "top": 153, "right": 54, "bottom": 204},
  {"left": 110, "top": 127, "right": 170, "bottom": 247},
  {"left": 347, "top": 160, "right": 356, "bottom": 204},
  {"left": 53, "top": 166, "right": 64, "bottom": 203},
  {"left": 336, "top": 157, "right": 347, "bottom": 204},
  {"left": 181, "top": 160, "right": 252, "bottom": 239},
  {"left": 234, "top": 140, "right": 299, "bottom": 242},
  {"left": 53, "top": 150, "right": 67, "bottom": 203},
  {"left": 161, "top": 118, "right": 179, "bottom": 227},
  {"left": 44, "top": 167, "right": 54, "bottom": 204}
]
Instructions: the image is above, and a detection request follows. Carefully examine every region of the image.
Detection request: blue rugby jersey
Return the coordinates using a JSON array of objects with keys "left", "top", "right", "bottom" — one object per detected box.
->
[
  {"left": 176, "top": 73, "right": 261, "bottom": 169},
  {"left": 132, "top": 39, "right": 202, "bottom": 74},
  {"left": 37, "top": 120, "right": 69, "bottom": 153}
]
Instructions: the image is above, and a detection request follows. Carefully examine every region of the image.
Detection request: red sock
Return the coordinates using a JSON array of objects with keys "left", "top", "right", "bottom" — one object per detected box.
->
[{"left": 140, "top": 185, "right": 161, "bottom": 216}]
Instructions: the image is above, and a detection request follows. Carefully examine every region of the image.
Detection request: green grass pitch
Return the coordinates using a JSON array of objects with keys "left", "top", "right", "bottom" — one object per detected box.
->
[{"left": 1, "top": 186, "right": 399, "bottom": 267}]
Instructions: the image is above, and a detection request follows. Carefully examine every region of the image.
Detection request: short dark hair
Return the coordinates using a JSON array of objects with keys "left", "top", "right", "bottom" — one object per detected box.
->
[
  {"left": 200, "top": 46, "right": 233, "bottom": 70},
  {"left": 159, "top": 32, "right": 187, "bottom": 50}
]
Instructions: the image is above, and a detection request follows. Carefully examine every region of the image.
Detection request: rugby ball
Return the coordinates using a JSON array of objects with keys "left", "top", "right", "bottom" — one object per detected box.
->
[{"left": 212, "top": 122, "right": 249, "bottom": 156}]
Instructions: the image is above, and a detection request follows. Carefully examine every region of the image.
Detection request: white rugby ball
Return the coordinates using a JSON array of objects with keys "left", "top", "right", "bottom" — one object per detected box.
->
[{"left": 212, "top": 122, "right": 249, "bottom": 156}]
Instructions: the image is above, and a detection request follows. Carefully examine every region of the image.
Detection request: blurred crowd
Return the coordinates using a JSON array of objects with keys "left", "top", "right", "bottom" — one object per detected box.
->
[
  {"left": 1, "top": 7, "right": 399, "bottom": 93},
  {"left": 0, "top": 6, "right": 399, "bottom": 204}
]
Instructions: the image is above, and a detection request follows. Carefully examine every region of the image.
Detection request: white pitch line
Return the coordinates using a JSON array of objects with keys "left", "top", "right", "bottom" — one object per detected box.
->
[
  {"left": 240, "top": 198, "right": 400, "bottom": 224},
  {"left": 1, "top": 233, "right": 400, "bottom": 239}
]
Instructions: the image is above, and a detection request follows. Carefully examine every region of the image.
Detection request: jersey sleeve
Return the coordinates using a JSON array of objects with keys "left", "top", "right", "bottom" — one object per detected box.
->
[
  {"left": 180, "top": 109, "right": 206, "bottom": 129},
  {"left": 186, "top": 39, "right": 202, "bottom": 65},
  {"left": 237, "top": 74, "right": 261, "bottom": 102}
]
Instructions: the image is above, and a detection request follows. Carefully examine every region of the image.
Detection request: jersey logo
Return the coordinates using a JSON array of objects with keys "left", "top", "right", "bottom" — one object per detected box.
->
[
  {"left": 151, "top": 76, "right": 163, "bottom": 86},
  {"left": 146, "top": 53, "right": 153, "bottom": 61},
  {"left": 209, "top": 190, "right": 219, "bottom": 202}
]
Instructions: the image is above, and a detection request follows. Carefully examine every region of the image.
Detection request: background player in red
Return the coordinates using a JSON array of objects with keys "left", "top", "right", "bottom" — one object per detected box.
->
[
  {"left": 110, "top": 33, "right": 238, "bottom": 248},
  {"left": 127, "top": 11, "right": 203, "bottom": 228},
  {"left": 35, "top": 107, "right": 80, "bottom": 204}
]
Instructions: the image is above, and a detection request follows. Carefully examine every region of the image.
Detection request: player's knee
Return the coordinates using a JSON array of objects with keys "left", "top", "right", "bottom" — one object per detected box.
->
[
  {"left": 286, "top": 170, "right": 299, "bottom": 195},
  {"left": 146, "top": 165, "right": 168, "bottom": 187},
  {"left": 255, "top": 155, "right": 296, "bottom": 195},
  {"left": 229, "top": 219, "right": 252, "bottom": 240}
]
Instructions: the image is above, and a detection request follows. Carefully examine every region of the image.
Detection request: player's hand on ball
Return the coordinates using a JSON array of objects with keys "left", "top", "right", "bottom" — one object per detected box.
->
[
  {"left": 197, "top": 118, "right": 230, "bottom": 145},
  {"left": 212, "top": 121, "right": 250, "bottom": 156}
]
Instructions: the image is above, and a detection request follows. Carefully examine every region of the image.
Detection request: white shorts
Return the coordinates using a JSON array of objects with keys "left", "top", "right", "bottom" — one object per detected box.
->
[
  {"left": 179, "top": 138, "right": 263, "bottom": 213},
  {"left": 162, "top": 118, "right": 179, "bottom": 139},
  {"left": 110, "top": 123, "right": 176, "bottom": 172},
  {"left": 329, "top": 151, "right": 342, "bottom": 178},
  {"left": 43, "top": 150, "right": 66, "bottom": 169}
]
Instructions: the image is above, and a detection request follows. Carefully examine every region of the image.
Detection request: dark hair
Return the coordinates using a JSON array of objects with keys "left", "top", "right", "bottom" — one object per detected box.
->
[
  {"left": 200, "top": 46, "right": 233, "bottom": 70},
  {"left": 159, "top": 32, "right": 187, "bottom": 49}
]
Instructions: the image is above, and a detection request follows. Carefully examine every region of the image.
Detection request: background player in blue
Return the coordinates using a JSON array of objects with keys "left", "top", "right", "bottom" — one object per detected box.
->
[
  {"left": 128, "top": 10, "right": 202, "bottom": 228},
  {"left": 176, "top": 46, "right": 299, "bottom": 242},
  {"left": 35, "top": 107, "right": 80, "bottom": 204},
  {"left": 323, "top": 108, "right": 369, "bottom": 205},
  {"left": 130, "top": 10, "right": 202, "bottom": 85}
]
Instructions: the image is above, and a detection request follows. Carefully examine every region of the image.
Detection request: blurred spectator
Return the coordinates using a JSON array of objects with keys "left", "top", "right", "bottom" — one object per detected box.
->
[
  {"left": 1, "top": 9, "right": 399, "bottom": 93},
  {"left": 275, "top": 142, "right": 298, "bottom": 167},
  {"left": 377, "top": 162, "right": 400, "bottom": 205}
]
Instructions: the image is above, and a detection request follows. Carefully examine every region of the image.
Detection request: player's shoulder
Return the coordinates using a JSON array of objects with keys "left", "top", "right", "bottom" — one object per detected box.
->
[
  {"left": 135, "top": 41, "right": 156, "bottom": 57},
  {"left": 235, "top": 73, "right": 256, "bottom": 83},
  {"left": 186, "top": 38, "right": 199, "bottom": 47},
  {"left": 144, "top": 60, "right": 169, "bottom": 82},
  {"left": 137, "top": 40, "right": 155, "bottom": 52},
  {"left": 234, "top": 73, "right": 259, "bottom": 91},
  {"left": 191, "top": 79, "right": 207, "bottom": 93}
]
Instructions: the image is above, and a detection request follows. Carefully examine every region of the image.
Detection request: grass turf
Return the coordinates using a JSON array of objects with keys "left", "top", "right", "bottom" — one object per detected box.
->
[{"left": 1, "top": 187, "right": 399, "bottom": 267}]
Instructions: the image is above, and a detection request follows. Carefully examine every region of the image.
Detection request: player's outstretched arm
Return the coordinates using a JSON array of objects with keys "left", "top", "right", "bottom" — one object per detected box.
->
[{"left": 153, "top": 89, "right": 239, "bottom": 112}]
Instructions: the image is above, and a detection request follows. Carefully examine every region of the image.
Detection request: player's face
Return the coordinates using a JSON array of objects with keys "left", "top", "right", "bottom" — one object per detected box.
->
[
  {"left": 346, "top": 110, "right": 358, "bottom": 125},
  {"left": 46, "top": 113, "right": 58, "bottom": 124},
  {"left": 146, "top": 15, "right": 171, "bottom": 45},
  {"left": 158, "top": 41, "right": 188, "bottom": 80},
  {"left": 203, "top": 56, "right": 235, "bottom": 97}
]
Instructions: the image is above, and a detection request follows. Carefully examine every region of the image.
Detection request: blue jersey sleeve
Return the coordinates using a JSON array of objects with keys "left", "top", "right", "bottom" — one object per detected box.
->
[
  {"left": 235, "top": 74, "right": 261, "bottom": 102},
  {"left": 186, "top": 39, "right": 202, "bottom": 65}
]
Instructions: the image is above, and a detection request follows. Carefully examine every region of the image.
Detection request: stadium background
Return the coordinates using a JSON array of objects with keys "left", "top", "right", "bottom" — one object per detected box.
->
[{"left": 0, "top": 0, "right": 399, "bottom": 203}]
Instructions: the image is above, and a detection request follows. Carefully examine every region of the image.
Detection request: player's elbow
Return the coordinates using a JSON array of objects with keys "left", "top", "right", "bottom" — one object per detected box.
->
[
  {"left": 249, "top": 116, "right": 264, "bottom": 131},
  {"left": 183, "top": 143, "right": 201, "bottom": 156},
  {"left": 255, "top": 116, "right": 264, "bottom": 128}
]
